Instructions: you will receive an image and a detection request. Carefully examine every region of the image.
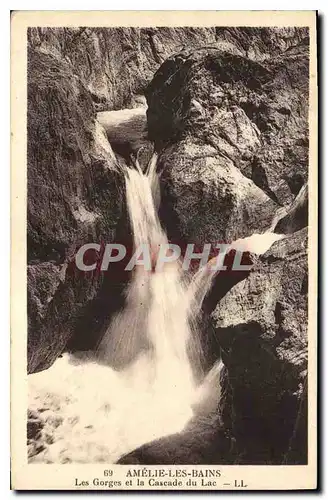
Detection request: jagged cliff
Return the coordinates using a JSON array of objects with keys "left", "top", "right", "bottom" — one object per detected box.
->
[
  {"left": 27, "top": 27, "right": 309, "bottom": 464},
  {"left": 27, "top": 48, "right": 125, "bottom": 373},
  {"left": 142, "top": 35, "right": 309, "bottom": 463},
  {"left": 28, "top": 26, "right": 308, "bottom": 112}
]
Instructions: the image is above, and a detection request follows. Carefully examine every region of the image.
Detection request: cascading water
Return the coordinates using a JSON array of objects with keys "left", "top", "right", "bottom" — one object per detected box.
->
[
  {"left": 28, "top": 156, "right": 211, "bottom": 464},
  {"left": 189, "top": 230, "right": 285, "bottom": 312},
  {"left": 96, "top": 156, "right": 202, "bottom": 441},
  {"left": 28, "top": 154, "right": 284, "bottom": 464}
]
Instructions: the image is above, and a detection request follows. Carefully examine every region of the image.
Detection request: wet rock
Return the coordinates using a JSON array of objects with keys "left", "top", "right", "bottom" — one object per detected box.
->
[
  {"left": 158, "top": 139, "right": 277, "bottom": 245},
  {"left": 118, "top": 414, "right": 234, "bottom": 465},
  {"left": 27, "top": 49, "right": 124, "bottom": 372},
  {"left": 274, "top": 184, "right": 308, "bottom": 234},
  {"left": 27, "top": 410, "right": 44, "bottom": 440},
  {"left": 97, "top": 108, "right": 153, "bottom": 163},
  {"left": 209, "top": 229, "right": 308, "bottom": 463},
  {"left": 27, "top": 409, "right": 46, "bottom": 459},
  {"left": 146, "top": 43, "right": 309, "bottom": 239}
]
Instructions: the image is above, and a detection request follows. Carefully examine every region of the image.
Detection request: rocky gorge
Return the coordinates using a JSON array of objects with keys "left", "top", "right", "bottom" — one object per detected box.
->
[{"left": 27, "top": 27, "right": 309, "bottom": 465}]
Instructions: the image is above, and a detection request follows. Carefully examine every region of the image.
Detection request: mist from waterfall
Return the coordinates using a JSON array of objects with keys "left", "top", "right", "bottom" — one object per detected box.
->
[
  {"left": 96, "top": 155, "right": 204, "bottom": 440},
  {"left": 29, "top": 155, "right": 217, "bottom": 464}
]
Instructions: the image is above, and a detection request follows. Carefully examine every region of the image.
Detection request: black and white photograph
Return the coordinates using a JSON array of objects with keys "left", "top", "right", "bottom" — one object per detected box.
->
[{"left": 10, "top": 10, "right": 318, "bottom": 491}]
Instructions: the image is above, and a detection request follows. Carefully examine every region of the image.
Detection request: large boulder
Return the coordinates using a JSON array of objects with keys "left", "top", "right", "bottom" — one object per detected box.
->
[
  {"left": 158, "top": 139, "right": 277, "bottom": 245},
  {"left": 208, "top": 228, "right": 308, "bottom": 463},
  {"left": 274, "top": 183, "right": 308, "bottom": 234},
  {"left": 27, "top": 49, "right": 124, "bottom": 373},
  {"left": 118, "top": 414, "right": 233, "bottom": 465},
  {"left": 146, "top": 43, "right": 309, "bottom": 244}
]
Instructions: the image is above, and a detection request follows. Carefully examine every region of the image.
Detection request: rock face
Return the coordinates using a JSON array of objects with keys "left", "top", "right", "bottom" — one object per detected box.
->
[
  {"left": 158, "top": 139, "right": 278, "bottom": 245},
  {"left": 146, "top": 40, "right": 309, "bottom": 243},
  {"left": 28, "top": 27, "right": 308, "bottom": 114},
  {"left": 274, "top": 183, "right": 309, "bottom": 234},
  {"left": 27, "top": 48, "right": 124, "bottom": 373},
  {"left": 142, "top": 39, "right": 309, "bottom": 465},
  {"left": 118, "top": 414, "right": 233, "bottom": 465},
  {"left": 28, "top": 27, "right": 219, "bottom": 111},
  {"left": 209, "top": 228, "right": 308, "bottom": 464}
]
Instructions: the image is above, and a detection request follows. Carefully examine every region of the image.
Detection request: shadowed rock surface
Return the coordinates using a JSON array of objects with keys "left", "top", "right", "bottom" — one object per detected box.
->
[
  {"left": 118, "top": 414, "right": 235, "bottom": 465},
  {"left": 27, "top": 49, "right": 125, "bottom": 372},
  {"left": 146, "top": 43, "right": 309, "bottom": 246},
  {"left": 274, "top": 183, "right": 309, "bottom": 234},
  {"left": 209, "top": 228, "right": 308, "bottom": 463}
]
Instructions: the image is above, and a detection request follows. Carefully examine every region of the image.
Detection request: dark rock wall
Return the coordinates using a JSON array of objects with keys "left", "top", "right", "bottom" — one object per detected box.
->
[
  {"left": 146, "top": 39, "right": 309, "bottom": 246},
  {"left": 27, "top": 48, "right": 125, "bottom": 372},
  {"left": 209, "top": 229, "right": 308, "bottom": 463}
]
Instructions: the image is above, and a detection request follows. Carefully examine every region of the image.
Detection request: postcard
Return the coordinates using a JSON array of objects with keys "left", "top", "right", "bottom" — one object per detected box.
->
[{"left": 11, "top": 10, "right": 318, "bottom": 490}]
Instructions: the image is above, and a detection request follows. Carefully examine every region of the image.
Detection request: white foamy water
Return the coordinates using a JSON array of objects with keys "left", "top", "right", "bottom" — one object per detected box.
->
[
  {"left": 190, "top": 231, "right": 285, "bottom": 310},
  {"left": 29, "top": 156, "right": 217, "bottom": 464},
  {"left": 28, "top": 155, "right": 284, "bottom": 464},
  {"left": 96, "top": 157, "right": 200, "bottom": 444}
]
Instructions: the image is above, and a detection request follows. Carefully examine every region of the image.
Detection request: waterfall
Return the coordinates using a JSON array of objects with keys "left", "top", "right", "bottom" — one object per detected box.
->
[
  {"left": 29, "top": 155, "right": 216, "bottom": 464},
  {"left": 28, "top": 154, "right": 284, "bottom": 464},
  {"left": 190, "top": 227, "right": 285, "bottom": 310},
  {"left": 96, "top": 156, "right": 201, "bottom": 437}
]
